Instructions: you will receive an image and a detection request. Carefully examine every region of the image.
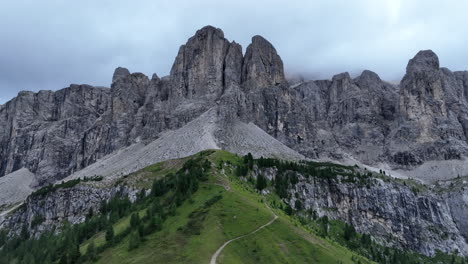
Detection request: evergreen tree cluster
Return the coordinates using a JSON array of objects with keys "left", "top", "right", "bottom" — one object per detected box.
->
[
  {"left": 30, "top": 176, "right": 104, "bottom": 198},
  {"left": 257, "top": 157, "right": 364, "bottom": 183},
  {"left": 256, "top": 174, "right": 267, "bottom": 191},
  {"left": 0, "top": 156, "right": 212, "bottom": 263}
]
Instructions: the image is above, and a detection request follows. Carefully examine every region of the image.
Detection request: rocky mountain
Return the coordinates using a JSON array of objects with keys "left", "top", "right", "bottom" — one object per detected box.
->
[
  {"left": 1, "top": 25, "right": 468, "bottom": 203},
  {"left": 2, "top": 26, "right": 468, "bottom": 262}
]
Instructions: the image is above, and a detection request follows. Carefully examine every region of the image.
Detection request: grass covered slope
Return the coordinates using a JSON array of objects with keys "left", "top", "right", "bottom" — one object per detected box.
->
[
  {"left": 3, "top": 149, "right": 465, "bottom": 263},
  {"left": 88, "top": 150, "right": 371, "bottom": 264}
]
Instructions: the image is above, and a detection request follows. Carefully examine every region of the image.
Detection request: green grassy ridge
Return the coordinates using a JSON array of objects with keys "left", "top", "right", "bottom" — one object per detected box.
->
[
  {"left": 220, "top": 219, "right": 359, "bottom": 264},
  {"left": 88, "top": 150, "right": 371, "bottom": 264},
  {"left": 93, "top": 149, "right": 465, "bottom": 263},
  {"left": 4, "top": 149, "right": 462, "bottom": 264}
]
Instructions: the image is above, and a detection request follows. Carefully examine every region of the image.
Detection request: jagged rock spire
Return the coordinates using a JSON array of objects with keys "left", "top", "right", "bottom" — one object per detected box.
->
[
  {"left": 399, "top": 50, "right": 446, "bottom": 120},
  {"left": 170, "top": 25, "right": 242, "bottom": 99},
  {"left": 112, "top": 67, "right": 130, "bottom": 83},
  {"left": 242, "top": 35, "right": 287, "bottom": 90},
  {"left": 406, "top": 50, "right": 439, "bottom": 74},
  {"left": 355, "top": 70, "right": 382, "bottom": 87}
]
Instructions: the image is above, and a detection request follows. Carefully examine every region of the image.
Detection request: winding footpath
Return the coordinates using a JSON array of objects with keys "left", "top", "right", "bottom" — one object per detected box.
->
[{"left": 209, "top": 205, "right": 278, "bottom": 264}]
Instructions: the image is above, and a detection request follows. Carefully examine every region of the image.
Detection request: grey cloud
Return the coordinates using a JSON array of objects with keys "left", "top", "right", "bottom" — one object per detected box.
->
[{"left": 1, "top": 0, "right": 468, "bottom": 104}]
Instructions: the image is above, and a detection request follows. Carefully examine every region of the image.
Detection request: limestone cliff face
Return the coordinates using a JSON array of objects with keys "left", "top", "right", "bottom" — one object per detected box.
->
[
  {"left": 1, "top": 26, "right": 468, "bottom": 187},
  {"left": 170, "top": 26, "right": 242, "bottom": 99},
  {"left": 290, "top": 70, "right": 398, "bottom": 164},
  {"left": 391, "top": 50, "right": 468, "bottom": 167},
  {"left": 255, "top": 166, "right": 468, "bottom": 257},
  {"left": 287, "top": 50, "right": 468, "bottom": 169},
  {"left": 241, "top": 35, "right": 287, "bottom": 90},
  {"left": 0, "top": 183, "right": 138, "bottom": 237},
  {"left": 0, "top": 86, "right": 111, "bottom": 185},
  {"left": 0, "top": 27, "right": 242, "bottom": 185}
]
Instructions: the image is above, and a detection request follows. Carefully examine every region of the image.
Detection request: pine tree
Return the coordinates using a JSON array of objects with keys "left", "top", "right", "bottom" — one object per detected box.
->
[
  {"left": 137, "top": 189, "right": 146, "bottom": 202},
  {"left": 86, "top": 240, "right": 96, "bottom": 261},
  {"left": 256, "top": 174, "right": 267, "bottom": 191},
  {"left": 284, "top": 205, "right": 293, "bottom": 215},
  {"left": 138, "top": 223, "right": 145, "bottom": 237},
  {"left": 344, "top": 223, "right": 356, "bottom": 241},
  {"left": 105, "top": 225, "right": 114, "bottom": 243},
  {"left": 128, "top": 232, "right": 141, "bottom": 251},
  {"left": 67, "top": 241, "right": 81, "bottom": 264},
  {"left": 87, "top": 207, "right": 94, "bottom": 219},
  {"left": 130, "top": 213, "right": 140, "bottom": 229},
  {"left": 294, "top": 200, "right": 302, "bottom": 211},
  {"left": 321, "top": 216, "right": 329, "bottom": 236},
  {"left": 151, "top": 179, "right": 166, "bottom": 197},
  {"left": 23, "top": 253, "right": 35, "bottom": 264},
  {"left": 20, "top": 224, "right": 29, "bottom": 240},
  {"left": 59, "top": 255, "right": 68, "bottom": 264}
]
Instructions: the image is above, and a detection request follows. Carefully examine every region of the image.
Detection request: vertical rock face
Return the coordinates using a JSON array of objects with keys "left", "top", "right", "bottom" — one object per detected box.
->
[
  {"left": 455, "top": 71, "right": 468, "bottom": 103},
  {"left": 112, "top": 67, "right": 131, "bottom": 83},
  {"left": 110, "top": 72, "right": 150, "bottom": 147},
  {"left": 399, "top": 50, "right": 446, "bottom": 120},
  {"left": 0, "top": 86, "right": 111, "bottom": 185},
  {"left": 217, "top": 41, "right": 246, "bottom": 124},
  {"left": 170, "top": 26, "right": 233, "bottom": 99},
  {"left": 406, "top": 50, "right": 440, "bottom": 73},
  {"left": 223, "top": 42, "right": 243, "bottom": 90},
  {"left": 251, "top": 167, "right": 468, "bottom": 257},
  {"left": 239, "top": 35, "right": 297, "bottom": 147},
  {"left": 1, "top": 184, "right": 139, "bottom": 236},
  {"left": 392, "top": 50, "right": 468, "bottom": 166},
  {"left": 288, "top": 69, "right": 397, "bottom": 163},
  {"left": 242, "top": 35, "right": 287, "bottom": 90}
]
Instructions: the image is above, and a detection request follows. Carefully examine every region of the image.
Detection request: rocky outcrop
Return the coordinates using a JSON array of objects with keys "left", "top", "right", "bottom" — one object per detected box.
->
[
  {"left": 170, "top": 26, "right": 242, "bottom": 99},
  {"left": 242, "top": 35, "right": 287, "bottom": 90},
  {"left": 0, "top": 182, "right": 139, "bottom": 237},
  {"left": 282, "top": 50, "right": 468, "bottom": 171},
  {"left": 112, "top": 67, "right": 130, "bottom": 83},
  {"left": 255, "top": 166, "right": 468, "bottom": 257},
  {"left": 0, "top": 86, "right": 111, "bottom": 185},
  {"left": 391, "top": 50, "right": 468, "bottom": 167},
  {"left": 288, "top": 70, "right": 398, "bottom": 163}
]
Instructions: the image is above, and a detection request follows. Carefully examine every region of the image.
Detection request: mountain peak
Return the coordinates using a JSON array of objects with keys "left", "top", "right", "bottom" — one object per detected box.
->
[
  {"left": 242, "top": 35, "right": 286, "bottom": 89},
  {"left": 195, "top": 25, "right": 224, "bottom": 38},
  {"left": 112, "top": 67, "right": 130, "bottom": 83},
  {"left": 251, "top": 35, "right": 271, "bottom": 46},
  {"left": 169, "top": 25, "right": 232, "bottom": 99},
  {"left": 354, "top": 70, "right": 382, "bottom": 88},
  {"left": 406, "top": 50, "right": 439, "bottom": 74},
  {"left": 332, "top": 72, "right": 351, "bottom": 81},
  {"left": 360, "top": 70, "right": 381, "bottom": 81}
]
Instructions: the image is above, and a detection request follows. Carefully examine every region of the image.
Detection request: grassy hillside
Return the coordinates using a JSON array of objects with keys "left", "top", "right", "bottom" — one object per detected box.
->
[
  {"left": 3, "top": 150, "right": 464, "bottom": 263},
  {"left": 83, "top": 150, "right": 371, "bottom": 264}
]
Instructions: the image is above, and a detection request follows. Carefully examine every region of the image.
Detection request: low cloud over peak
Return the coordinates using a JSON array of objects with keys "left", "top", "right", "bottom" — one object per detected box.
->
[{"left": 1, "top": 0, "right": 467, "bottom": 103}]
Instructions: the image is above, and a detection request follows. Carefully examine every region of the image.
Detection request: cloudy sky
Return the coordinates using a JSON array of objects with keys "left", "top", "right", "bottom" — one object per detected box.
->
[{"left": 1, "top": 0, "right": 468, "bottom": 104}]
